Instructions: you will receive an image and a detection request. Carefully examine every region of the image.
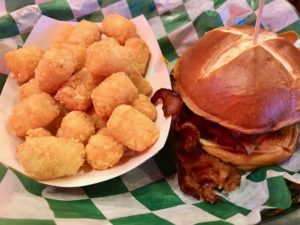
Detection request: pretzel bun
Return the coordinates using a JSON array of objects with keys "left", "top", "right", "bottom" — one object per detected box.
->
[{"left": 174, "top": 26, "right": 300, "bottom": 134}]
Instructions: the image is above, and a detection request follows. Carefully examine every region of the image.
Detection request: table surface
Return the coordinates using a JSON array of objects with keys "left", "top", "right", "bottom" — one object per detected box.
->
[
  {"left": 262, "top": 209, "right": 300, "bottom": 224},
  {"left": 1, "top": 1, "right": 300, "bottom": 225}
]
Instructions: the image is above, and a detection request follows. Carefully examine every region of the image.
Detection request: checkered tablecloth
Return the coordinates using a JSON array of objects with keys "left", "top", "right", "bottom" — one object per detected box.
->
[{"left": 1, "top": 1, "right": 300, "bottom": 225}]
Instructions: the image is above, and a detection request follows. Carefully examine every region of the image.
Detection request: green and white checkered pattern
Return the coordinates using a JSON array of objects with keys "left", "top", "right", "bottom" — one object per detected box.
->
[{"left": 1, "top": 0, "right": 300, "bottom": 224}]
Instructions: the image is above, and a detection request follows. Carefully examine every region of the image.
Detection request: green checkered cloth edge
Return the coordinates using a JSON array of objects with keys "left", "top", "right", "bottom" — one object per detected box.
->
[{"left": 1, "top": 0, "right": 300, "bottom": 225}]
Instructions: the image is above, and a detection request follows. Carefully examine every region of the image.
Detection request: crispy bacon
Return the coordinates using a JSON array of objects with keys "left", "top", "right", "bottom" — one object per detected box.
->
[
  {"left": 182, "top": 111, "right": 247, "bottom": 154},
  {"left": 177, "top": 122, "right": 200, "bottom": 153},
  {"left": 152, "top": 88, "right": 242, "bottom": 204},
  {"left": 175, "top": 122, "right": 241, "bottom": 203},
  {"left": 151, "top": 88, "right": 183, "bottom": 122}
]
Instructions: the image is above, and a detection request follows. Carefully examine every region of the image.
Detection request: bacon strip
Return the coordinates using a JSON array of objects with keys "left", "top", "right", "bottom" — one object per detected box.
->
[
  {"left": 177, "top": 122, "right": 200, "bottom": 153},
  {"left": 152, "top": 88, "right": 241, "bottom": 204},
  {"left": 181, "top": 108, "right": 247, "bottom": 154},
  {"left": 151, "top": 88, "right": 183, "bottom": 122},
  {"left": 176, "top": 145, "right": 240, "bottom": 204}
]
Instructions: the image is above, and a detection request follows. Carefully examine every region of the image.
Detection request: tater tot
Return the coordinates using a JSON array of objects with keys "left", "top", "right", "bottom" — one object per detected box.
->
[
  {"left": 125, "top": 37, "right": 151, "bottom": 76},
  {"left": 128, "top": 71, "right": 152, "bottom": 96},
  {"left": 26, "top": 128, "right": 52, "bottom": 140},
  {"left": 19, "top": 78, "right": 42, "bottom": 100},
  {"left": 131, "top": 94, "right": 157, "bottom": 121},
  {"left": 8, "top": 93, "right": 61, "bottom": 137},
  {"left": 52, "top": 23, "right": 74, "bottom": 46},
  {"left": 87, "top": 107, "right": 107, "bottom": 130},
  {"left": 4, "top": 46, "right": 44, "bottom": 84},
  {"left": 46, "top": 107, "right": 69, "bottom": 135},
  {"left": 57, "top": 111, "right": 95, "bottom": 144},
  {"left": 55, "top": 68, "right": 96, "bottom": 111},
  {"left": 107, "top": 105, "right": 159, "bottom": 152},
  {"left": 61, "top": 44, "right": 87, "bottom": 72},
  {"left": 86, "top": 128, "right": 125, "bottom": 169},
  {"left": 85, "top": 38, "right": 133, "bottom": 79},
  {"left": 35, "top": 48, "right": 76, "bottom": 94},
  {"left": 91, "top": 72, "right": 137, "bottom": 118},
  {"left": 67, "top": 20, "right": 101, "bottom": 47},
  {"left": 17, "top": 136, "right": 85, "bottom": 180},
  {"left": 102, "top": 14, "right": 137, "bottom": 45}
]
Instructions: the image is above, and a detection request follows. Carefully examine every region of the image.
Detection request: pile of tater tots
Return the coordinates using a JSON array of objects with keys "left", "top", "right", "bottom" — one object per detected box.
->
[{"left": 5, "top": 14, "right": 160, "bottom": 180}]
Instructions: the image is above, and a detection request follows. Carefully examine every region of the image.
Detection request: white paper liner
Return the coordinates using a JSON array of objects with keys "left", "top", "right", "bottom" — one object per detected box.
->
[{"left": 0, "top": 15, "right": 171, "bottom": 187}]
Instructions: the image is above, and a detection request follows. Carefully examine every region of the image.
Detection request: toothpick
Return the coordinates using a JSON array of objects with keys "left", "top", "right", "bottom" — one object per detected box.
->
[{"left": 253, "top": 0, "right": 264, "bottom": 44}]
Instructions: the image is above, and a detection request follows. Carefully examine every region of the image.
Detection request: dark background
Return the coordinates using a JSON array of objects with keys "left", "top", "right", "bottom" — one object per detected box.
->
[{"left": 289, "top": 0, "right": 300, "bottom": 11}]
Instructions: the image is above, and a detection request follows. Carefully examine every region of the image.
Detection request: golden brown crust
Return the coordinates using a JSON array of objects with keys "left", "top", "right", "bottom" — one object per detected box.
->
[
  {"left": 175, "top": 26, "right": 300, "bottom": 134},
  {"left": 8, "top": 93, "right": 61, "bottom": 137},
  {"left": 18, "top": 137, "right": 85, "bottom": 180},
  {"left": 107, "top": 105, "right": 159, "bottom": 152},
  {"left": 200, "top": 125, "right": 298, "bottom": 170},
  {"left": 102, "top": 14, "right": 137, "bottom": 45},
  {"left": 278, "top": 31, "right": 298, "bottom": 44}
]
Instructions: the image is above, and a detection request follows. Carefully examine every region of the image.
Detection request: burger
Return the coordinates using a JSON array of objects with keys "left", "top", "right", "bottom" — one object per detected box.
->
[{"left": 151, "top": 26, "right": 300, "bottom": 203}]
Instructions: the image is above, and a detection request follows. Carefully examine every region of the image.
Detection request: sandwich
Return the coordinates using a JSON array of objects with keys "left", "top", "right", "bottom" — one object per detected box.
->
[{"left": 152, "top": 26, "right": 300, "bottom": 203}]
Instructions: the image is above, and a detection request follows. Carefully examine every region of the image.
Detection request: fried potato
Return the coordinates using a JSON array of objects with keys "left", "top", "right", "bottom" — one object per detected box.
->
[
  {"left": 61, "top": 44, "right": 87, "bottom": 72},
  {"left": 131, "top": 94, "right": 157, "bottom": 121},
  {"left": 55, "top": 68, "right": 96, "bottom": 111},
  {"left": 35, "top": 48, "right": 76, "bottom": 94},
  {"left": 26, "top": 128, "right": 52, "bottom": 140},
  {"left": 19, "top": 78, "right": 42, "bottom": 100},
  {"left": 46, "top": 106, "right": 69, "bottom": 135},
  {"left": 85, "top": 38, "right": 133, "bottom": 79},
  {"left": 7, "top": 14, "right": 159, "bottom": 178},
  {"left": 4, "top": 46, "right": 44, "bottom": 84},
  {"left": 67, "top": 20, "right": 101, "bottom": 47},
  {"left": 57, "top": 111, "right": 95, "bottom": 144},
  {"left": 87, "top": 107, "right": 107, "bottom": 131},
  {"left": 8, "top": 93, "right": 61, "bottom": 137},
  {"left": 52, "top": 23, "right": 75, "bottom": 46},
  {"left": 128, "top": 71, "right": 152, "bottom": 96},
  {"left": 17, "top": 136, "right": 85, "bottom": 180},
  {"left": 125, "top": 37, "right": 151, "bottom": 76},
  {"left": 107, "top": 105, "right": 159, "bottom": 152},
  {"left": 102, "top": 14, "right": 137, "bottom": 45},
  {"left": 91, "top": 72, "right": 138, "bottom": 118},
  {"left": 86, "top": 128, "right": 125, "bottom": 169}
]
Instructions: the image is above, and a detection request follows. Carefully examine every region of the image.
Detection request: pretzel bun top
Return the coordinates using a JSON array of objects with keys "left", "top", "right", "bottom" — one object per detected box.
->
[{"left": 174, "top": 26, "right": 300, "bottom": 134}]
